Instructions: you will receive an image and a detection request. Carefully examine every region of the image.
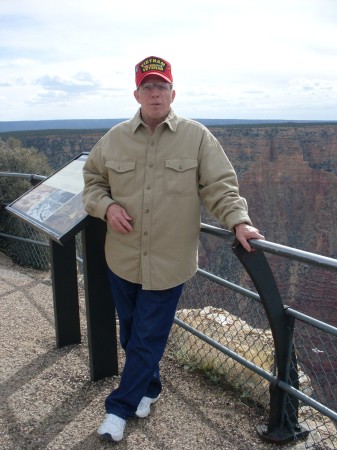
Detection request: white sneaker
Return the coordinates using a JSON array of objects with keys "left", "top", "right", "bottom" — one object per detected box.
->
[
  {"left": 135, "top": 395, "right": 160, "bottom": 418},
  {"left": 97, "top": 413, "right": 126, "bottom": 442}
]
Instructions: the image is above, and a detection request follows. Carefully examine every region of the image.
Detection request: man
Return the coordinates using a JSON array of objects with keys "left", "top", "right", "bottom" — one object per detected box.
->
[{"left": 82, "top": 55, "right": 264, "bottom": 442}]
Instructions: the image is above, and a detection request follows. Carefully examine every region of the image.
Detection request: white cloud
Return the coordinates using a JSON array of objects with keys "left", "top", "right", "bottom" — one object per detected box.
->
[
  {"left": 35, "top": 73, "right": 101, "bottom": 93},
  {"left": 1, "top": 0, "right": 337, "bottom": 120}
]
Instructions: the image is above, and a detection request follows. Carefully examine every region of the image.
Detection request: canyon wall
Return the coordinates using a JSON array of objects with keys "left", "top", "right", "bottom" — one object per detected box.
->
[
  {"left": 2, "top": 124, "right": 336, "bottom": 325},
  {"left": 210, "top": 125, "right": 337, "bottom": 326},
  {"left": 2, "top": 123, "right": 336, "bottom": 405}
]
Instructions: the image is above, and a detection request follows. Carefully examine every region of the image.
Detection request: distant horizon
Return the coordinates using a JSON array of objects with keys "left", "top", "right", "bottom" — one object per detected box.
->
[{"left": 1, "top": 118, "right": 337, "bottom": 134}]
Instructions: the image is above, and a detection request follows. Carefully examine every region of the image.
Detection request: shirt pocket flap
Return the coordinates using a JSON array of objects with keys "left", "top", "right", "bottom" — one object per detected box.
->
[
  {"left": 165, "top": 159, "right": 198, "bottom": 172},
  {"left": 105, "top": 160, "right": 136, "bottom": 173}
]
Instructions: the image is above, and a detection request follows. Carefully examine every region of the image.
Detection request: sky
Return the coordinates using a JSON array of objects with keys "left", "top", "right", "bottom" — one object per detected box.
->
[{"left": 1, "top": 0, "right": 337, "bottom": 122}]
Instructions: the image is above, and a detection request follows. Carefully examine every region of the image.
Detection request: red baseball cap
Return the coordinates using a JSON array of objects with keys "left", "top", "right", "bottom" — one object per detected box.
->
[{"left": 135, "top": 56, "right": 173, "bottom": 87}]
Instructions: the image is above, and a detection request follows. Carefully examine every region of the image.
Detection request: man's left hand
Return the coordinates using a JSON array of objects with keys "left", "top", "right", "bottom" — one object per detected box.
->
[{"left": 234, "top": 223, "right": 265, "bottom": 252}]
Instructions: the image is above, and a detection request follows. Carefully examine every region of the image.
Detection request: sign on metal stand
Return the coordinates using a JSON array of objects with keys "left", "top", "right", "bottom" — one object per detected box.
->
[{"left": 6, "top": 153, "right": 118, "bottom": 381}]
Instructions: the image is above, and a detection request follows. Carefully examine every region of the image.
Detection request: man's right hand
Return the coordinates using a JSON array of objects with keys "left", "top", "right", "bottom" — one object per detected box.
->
[{"left": 106, "top": 204, "right": 133, "bottom": 234}]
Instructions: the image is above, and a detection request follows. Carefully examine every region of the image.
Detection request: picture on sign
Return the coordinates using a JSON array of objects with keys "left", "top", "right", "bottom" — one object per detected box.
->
[{"left": 7, "top": 153, "right": 90, "bottom": 244}]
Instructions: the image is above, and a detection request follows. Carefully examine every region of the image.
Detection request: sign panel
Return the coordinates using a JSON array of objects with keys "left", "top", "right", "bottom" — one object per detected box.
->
[{"left": 6, "top": 153, "right": 91, "bottom": 244}]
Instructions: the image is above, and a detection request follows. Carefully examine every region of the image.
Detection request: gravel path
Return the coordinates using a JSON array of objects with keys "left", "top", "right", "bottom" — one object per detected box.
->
[{"left": 0, "top": 251, "right": 309, "bottom": 449}]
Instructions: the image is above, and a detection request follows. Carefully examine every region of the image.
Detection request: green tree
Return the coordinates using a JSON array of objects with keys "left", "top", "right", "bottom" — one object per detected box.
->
[
  {"left": 0, "top": 138, "right": 52, "bottom": 269},
  {"left": 0, "top": 137, "right": 52, "bottom": 205}
]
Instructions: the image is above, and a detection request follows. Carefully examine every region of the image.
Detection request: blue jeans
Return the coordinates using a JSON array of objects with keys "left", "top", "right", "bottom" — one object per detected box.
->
[{"left": 105, "top": 269, "right": 184, "bottom": 419}]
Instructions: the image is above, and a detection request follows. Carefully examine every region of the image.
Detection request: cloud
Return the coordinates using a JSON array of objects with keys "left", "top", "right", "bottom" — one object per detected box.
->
[
  {"left": 288, "top": 78, "right": 337, "bottom": 95},
  {"left": 0, "top": 58, "right": 36, "bottom": 68},
  {"left": 1, "top": 0, "right": 337, "bottom": 120},
  {"left": 35, "top": 72, "right": 101, "bottom": 93},
  {"left": 26, "top": 71, "right": 125, "bottom": 107},
  {"left": 0, "top": 77, "right": 27, "bottom": 87}
]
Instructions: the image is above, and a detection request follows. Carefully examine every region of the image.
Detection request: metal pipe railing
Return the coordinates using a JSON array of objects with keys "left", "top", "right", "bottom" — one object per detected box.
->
[
  {"left": 197, "top": 267, "right": 261, "bottom": 303},
  {"left": 0, "top": 232, "right": 49, "bottom": 247},
  {"left": 200, "top": 223, "right": 337, "bottom": 443},
  {"left": 0, "top": 172, "right": 46, "bottom": 182},
  {"left": 201, "top": 222, "right": 337, "bottom": 271},
  {"left": 1, "top": 173, "right": 336, "bottom": 446},
  {"left": 201, "top": 223, "right": 337, "bottom": 272},
  {"left": 285, "top": 307, "right": 337, "bottom": 336},
  {"left": 174, "top": 317, "right": 337, "bottom": 423},
  {"left": 250, "top": 238, "right": 337, "bottom": 272}
]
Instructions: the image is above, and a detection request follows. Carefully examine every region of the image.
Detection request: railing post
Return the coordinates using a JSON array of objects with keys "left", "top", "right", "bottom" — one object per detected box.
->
[{"left": 231, "top": 240, "right": 309, "bottom": 444}]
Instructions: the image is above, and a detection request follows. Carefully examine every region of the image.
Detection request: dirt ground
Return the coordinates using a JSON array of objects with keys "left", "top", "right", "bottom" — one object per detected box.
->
[{"left": 0, "top": 251, "right": 311, "bottom": 449}]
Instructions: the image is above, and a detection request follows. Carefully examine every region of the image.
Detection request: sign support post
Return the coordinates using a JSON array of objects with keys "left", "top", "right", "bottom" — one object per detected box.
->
[
  {"left": 81, "top": 218, "right": 119, "bottom": 381},
  {"left": 50, "top": 236, "right": 81, "bottom": 347}
]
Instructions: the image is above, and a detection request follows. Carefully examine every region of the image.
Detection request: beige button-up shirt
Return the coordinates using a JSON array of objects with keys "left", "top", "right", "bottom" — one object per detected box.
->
[{"left": 82, "top": 109, "right": 252, "bottom": 290}]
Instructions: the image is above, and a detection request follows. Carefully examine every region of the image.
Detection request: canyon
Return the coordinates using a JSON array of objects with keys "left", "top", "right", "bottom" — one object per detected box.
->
[
  {"left": 2, "top": 123, "right": 336, "bottom": 322},
  {"left": 1, "top": 122, "right": 336, "bottom": 411}
]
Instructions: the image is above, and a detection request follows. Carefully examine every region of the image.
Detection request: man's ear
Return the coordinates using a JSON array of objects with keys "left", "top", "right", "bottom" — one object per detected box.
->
[{"left": 134, "top": 90, "right": 141, "bottom": 104}]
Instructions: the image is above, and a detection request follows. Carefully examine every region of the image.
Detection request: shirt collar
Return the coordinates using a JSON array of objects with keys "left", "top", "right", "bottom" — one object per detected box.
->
[{"left": 131, "top": 108, "right": 178, "bottom": 133}]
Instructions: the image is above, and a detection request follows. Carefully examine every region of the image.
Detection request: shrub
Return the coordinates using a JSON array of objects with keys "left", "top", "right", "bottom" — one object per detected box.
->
[
  {"left": 0, "top": 137, "right": 52, "bottom": 205},
  {"left": 0, "top": 138, "right": 52, "bottom": 269}
]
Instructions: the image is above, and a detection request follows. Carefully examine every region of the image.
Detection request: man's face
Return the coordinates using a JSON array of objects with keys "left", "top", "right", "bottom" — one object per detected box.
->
[{"left": 134, "top": 75, "right": 176, "bottom": 124}]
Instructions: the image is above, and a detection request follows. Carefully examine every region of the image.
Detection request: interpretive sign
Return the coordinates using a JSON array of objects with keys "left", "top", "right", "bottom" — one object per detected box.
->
[
  {"left": 6, "top": 151, "right": 118, "bottom": 379},
  {"left": 6, "top": 153, "right": 90, "bottom": 244}
]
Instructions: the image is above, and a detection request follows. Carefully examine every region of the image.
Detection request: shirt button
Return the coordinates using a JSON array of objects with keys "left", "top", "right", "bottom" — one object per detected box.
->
[
  {"left": 151, "top": 142, "right": 155, "bottom": 147},
  {"left": 146, "top": 185, "right": 151, "bottom": 190},
  {"left": 149, "top": 163, "right": 154, "bottom": 168},
  {"left": 145, "top": 209, "right": 150, "bottom": 214},
  {"left": 143, "top": 251, "right": 148, "bottom": 256},
  {"left": 144, "top": 231, "right": 149, "bottom": 236}
]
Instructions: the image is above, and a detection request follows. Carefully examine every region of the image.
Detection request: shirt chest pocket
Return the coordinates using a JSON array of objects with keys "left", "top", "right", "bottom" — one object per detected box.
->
[
  {"left": 164, "top": 159, "right": 198, "bottom": 196},
  {"left": 105, "top": 160, "right": 136, "bottom": 197}
]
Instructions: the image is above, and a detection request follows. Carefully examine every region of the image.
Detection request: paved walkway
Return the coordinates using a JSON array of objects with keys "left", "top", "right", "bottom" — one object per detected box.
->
[{"left": 0, "top": 251, "right": 310, "bottom": 449}]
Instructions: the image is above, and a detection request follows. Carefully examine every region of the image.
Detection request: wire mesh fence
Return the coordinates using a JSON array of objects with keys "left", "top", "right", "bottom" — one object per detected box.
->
[
  {"left": 168, "top": 272, "right": 272, "bottom": 408},
  {"left": 0, "top": 172, "right": 336, "bottom": 449},
  {"left": 265, "top": 253, "right": 337, "bottom": 448},
  {"left": 0, "top": 209, "right": 50, "bottom": 269},
  {"left": 169, "top": 231, "right": 337, "bottom": 449},
  {"left": 292, "top": 320, "right": 337, "bottom": 448}
]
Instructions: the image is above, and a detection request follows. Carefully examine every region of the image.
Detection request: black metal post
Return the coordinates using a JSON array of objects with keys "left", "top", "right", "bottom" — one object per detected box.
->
[
  {"left": 50, "top": 237, "right": 81, "bottom": 347},
  {"left": 232, "top": 240, "right": 309, "bottom": 443},
  {"left": 81, "top": 218, "right": 118, "bottom": 381}
]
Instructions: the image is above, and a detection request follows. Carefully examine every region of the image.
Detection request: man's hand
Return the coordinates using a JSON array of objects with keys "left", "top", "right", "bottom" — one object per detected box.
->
[
  {"left": 234, "top": 223, "right": 265, "bottom": 252},
  {"left": 106, "top": 204, "right": 133, "bottom": 234}
]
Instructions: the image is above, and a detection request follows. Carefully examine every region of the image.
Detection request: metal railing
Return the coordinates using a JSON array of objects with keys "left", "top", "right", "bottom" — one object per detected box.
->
[
  {"left": 1, "top": 172, "right": 336, "bottom": 449},
  {"left": 189, "top": 224, "right": 337, "bottom": 448}
]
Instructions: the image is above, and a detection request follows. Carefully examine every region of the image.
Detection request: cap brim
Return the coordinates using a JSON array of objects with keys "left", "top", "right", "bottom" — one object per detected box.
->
[{"left": 137, "top": 72, "right": 172, "bottom": 87}]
